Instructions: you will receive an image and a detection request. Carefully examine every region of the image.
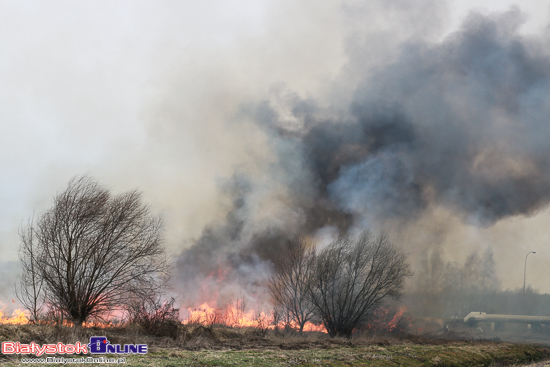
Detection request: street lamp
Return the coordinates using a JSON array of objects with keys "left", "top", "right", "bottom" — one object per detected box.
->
[{"left": 523, "top": 251, "right": 536, "bottom": 314}]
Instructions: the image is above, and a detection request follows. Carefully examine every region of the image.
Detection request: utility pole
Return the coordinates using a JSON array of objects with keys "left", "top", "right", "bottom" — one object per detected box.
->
[{"left": 523, "top": 251, "right": 536, "bottom": 315}]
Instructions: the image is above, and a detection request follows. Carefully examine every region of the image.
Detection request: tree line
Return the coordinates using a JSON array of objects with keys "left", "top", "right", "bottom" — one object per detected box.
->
[{"left": 406, "top": 247, "right": 550, "bottom": 318}]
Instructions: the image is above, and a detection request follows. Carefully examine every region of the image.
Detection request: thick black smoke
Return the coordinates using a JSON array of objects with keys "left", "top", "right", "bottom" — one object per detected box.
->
[{"left": 176, "top": 10, "right": 550, "bottom": 308}]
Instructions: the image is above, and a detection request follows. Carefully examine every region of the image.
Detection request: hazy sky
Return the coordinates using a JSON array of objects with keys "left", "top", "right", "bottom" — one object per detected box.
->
[{"left": 1, "top": 0, "right": 550, "bottom": 301}]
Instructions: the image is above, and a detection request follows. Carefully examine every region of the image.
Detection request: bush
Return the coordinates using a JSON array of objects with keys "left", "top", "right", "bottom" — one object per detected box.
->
[
  {"left": 308, "top": 231, "right": 412, "bottom": 337},
  {"left": 127, "top": 296, "right": 180, "bottom": 338}
]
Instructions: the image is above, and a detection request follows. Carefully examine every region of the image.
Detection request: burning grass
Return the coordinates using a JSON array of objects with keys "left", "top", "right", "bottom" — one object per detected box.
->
[
  {"left": 0, "top": 301, "right": 30, "bottom": 326},
  {"left": 0, "top": 298, "right": 408, "bottom": 337},
  {"left": 2, "top": 303, "right": 550, "bottom": 366},
  {"left": 0, "top": 310, "right": 28, "bottom": 326},
  {"left": 184, "top": 302, "right": 326, "bottom": 333}
]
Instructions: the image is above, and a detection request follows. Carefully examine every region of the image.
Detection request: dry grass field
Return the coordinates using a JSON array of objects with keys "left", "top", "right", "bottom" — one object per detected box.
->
[{"left": 1, "top": 323, "right": 550, "bottom": 366}]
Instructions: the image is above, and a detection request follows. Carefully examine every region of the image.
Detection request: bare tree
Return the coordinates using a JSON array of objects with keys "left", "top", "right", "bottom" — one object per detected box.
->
[
  {"left": 126, "top": 295, "right": 180, "bottom": 338},
  {"left": 17, "top": 176, "right": 169, "bottom": 326},
  {"left": 308, "top": 231, "right": 412, "bottom": 337},
  {"left": 16, "top": 216, "right": 45, "bottom": 323},
  {"left": 268, "top": 238, "right": 316, "bottom": 333}
]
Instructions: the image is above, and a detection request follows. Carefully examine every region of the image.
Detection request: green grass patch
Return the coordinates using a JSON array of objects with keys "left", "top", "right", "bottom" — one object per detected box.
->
[{"left": 2, "top": 342, "right": 549, "bottom": 366}]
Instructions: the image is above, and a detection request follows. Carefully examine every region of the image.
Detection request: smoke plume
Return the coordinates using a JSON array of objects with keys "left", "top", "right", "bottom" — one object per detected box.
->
[{"left": 175, "top": 8, "right": 550, "bottom": 309}]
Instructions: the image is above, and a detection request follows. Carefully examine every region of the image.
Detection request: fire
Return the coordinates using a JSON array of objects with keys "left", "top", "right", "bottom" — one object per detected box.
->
[
  {"left": 302, "top": 321, "right": 326, "bottom": 332},
  {"left": 187, "top": 267, "right": 328, "bottom": 333},
  {"left": 361, "top": 306, "right": 409, "bottom": 333},
  {"left": 0, "top": 300, "right": 123, "bottom": 328},
  {"left": 0, "top": 309, "right": 29, "bottom": 325},
  {"left": 184, "top": 302, "right": 272, "bottom": 328},
  {"left": 0, "top": 312, "right": 113, "bottom": 328},
  {"left": 183, "top": 302, "right": 327, "bottom": 333},
  {"left": 388, "top": 307, "right": 406, "bottom": 331},
  {"left": 81, "top": 320, "right": 112, "bottom": 328},
  {"left": 0, "top": 301, "right": 30, "bottom": 325}
]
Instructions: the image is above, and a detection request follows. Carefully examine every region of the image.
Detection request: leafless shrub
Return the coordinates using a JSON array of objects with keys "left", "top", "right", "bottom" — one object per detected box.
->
[
  {"left": 356, "top": 307, "right": 412, "bottom": 336},
  {"left": 15, "top": 216, "right": 44, "bottom": 324},
  {"left": 127, "top": 296, "right": 180, "bottom": 338},
  {"left": 271, "top": 307, "right": 282, "bottom": 328},
  {"left": 268, "top": 238, "right": 316, "bottom": 333},
  {"left": 17, "top": 175, "right": 170, "bottom": 326},
  {"left": 42, "top": 307, "right": 66, "bottom": 325},
  {"left": 224, "top": 294, "right": 247, "bottom": 327},
  {"left": 308, "top": 231, "right": 412, "bottom": 338},
  {"left": 253, "top": 311, "right": 271, "bottom": 336}
]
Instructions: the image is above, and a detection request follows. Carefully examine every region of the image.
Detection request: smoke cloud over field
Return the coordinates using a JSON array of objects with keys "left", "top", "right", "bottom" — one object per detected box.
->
[{"left": 175, "top": 8, "right": 550, "bottom": 308}]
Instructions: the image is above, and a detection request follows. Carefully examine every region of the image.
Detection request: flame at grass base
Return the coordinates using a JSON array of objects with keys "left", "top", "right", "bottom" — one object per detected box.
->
[
  {"left": 0, "top": 300, "right": 123, "bottom": 328},
  {"left": 183, "top": 302, "right": 327, "bottom": 333},
  {"left": 0, "top": 310, "right": 29, "bottom": 325},
  {"left": 0, "top": 301, "right": 30, "bottom": 325}
]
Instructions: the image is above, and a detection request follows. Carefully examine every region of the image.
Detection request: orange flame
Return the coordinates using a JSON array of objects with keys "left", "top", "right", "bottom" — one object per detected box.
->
[
  {"left": 302, "top": 321, "right": 326, "bottom": 332},
  {"left": 0, "top": 302, "right": 30, "bottom": 325},
  {"left": 184, "top": 302, "right": 270, "bottom": 328},
  {"left": 361, "top": 306, "right": 409, "bottom": 333},
  {"left": 388, "top": 307, "right": 406, "bottom": 331},
  {"left": 183, "top": 301, "right": 327, "bottom": 332},
  {"left": 0, "top": 300, "right": 124, "bottom": 328}
]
